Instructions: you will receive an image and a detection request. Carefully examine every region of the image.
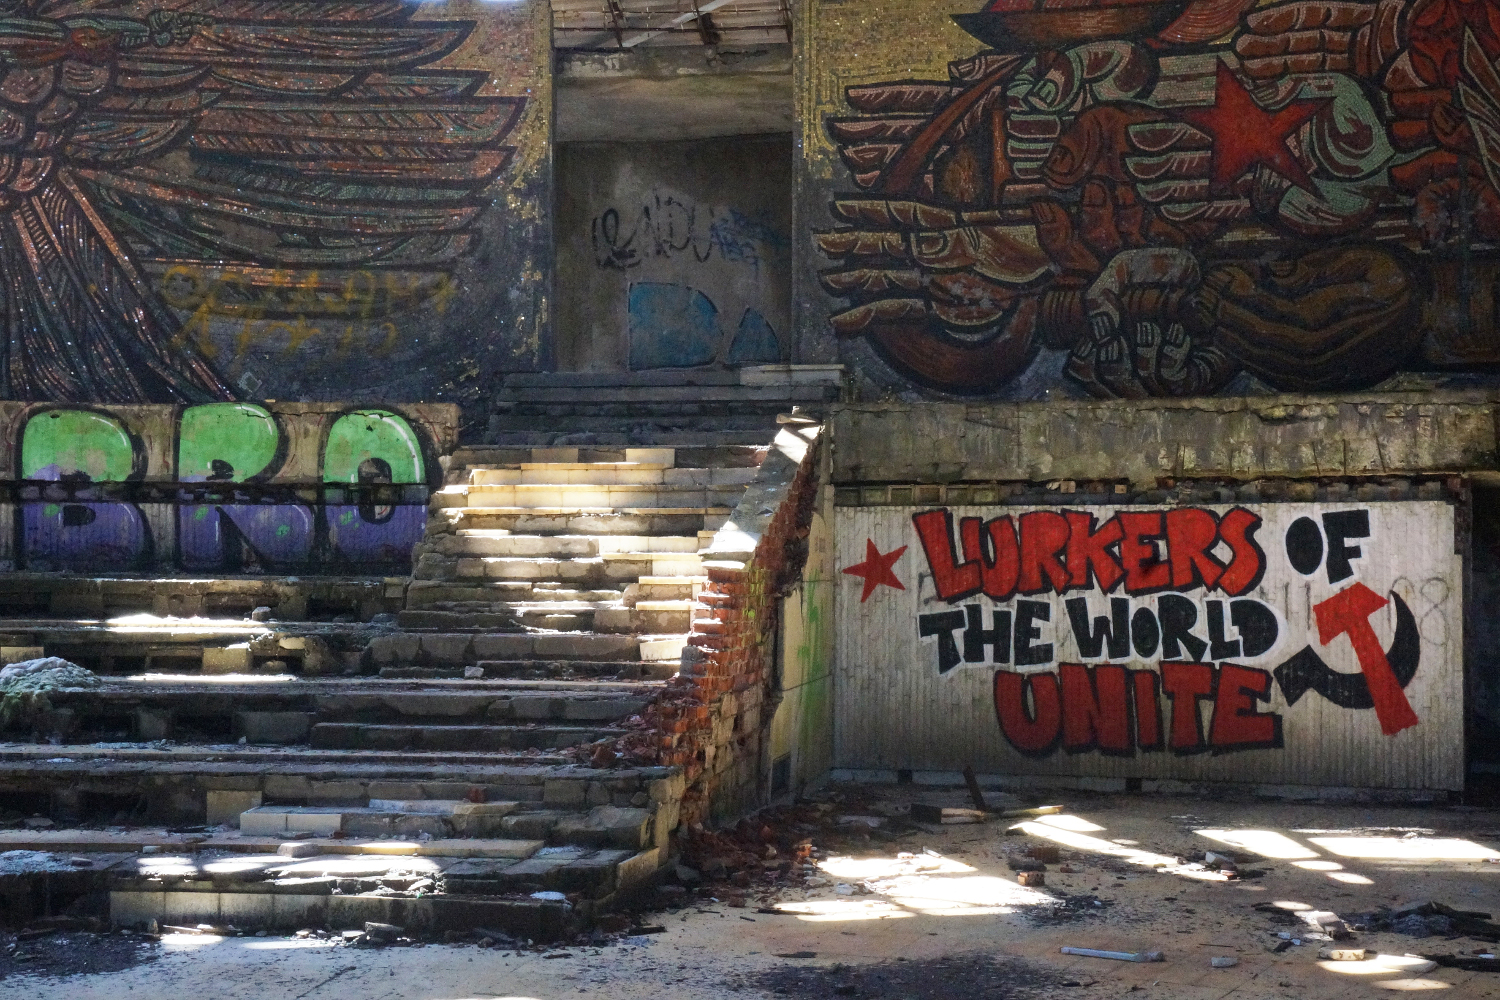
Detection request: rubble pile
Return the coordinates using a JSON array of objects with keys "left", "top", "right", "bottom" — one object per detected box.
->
[
  {"left": 0, "top": 657, "right": 98, "bottom": 731},
  {"left": 1350, "top": 901, "right": 1500, "bottom": 940}
]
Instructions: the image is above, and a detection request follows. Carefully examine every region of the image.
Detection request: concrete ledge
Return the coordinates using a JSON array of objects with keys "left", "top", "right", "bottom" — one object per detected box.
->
[
  {"left": 704, "top": 423, "right": 821, "bottom": 560},
  {"left": 826, "top": 769, "right": 1458, "bottom": 803},
  {"left": 830, "top": 394, "right": 1500, "bottom": 486}
]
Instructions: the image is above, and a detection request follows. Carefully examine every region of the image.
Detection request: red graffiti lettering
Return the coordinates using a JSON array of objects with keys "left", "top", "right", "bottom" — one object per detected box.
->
[
  {"left": 1160, "top": 661, "right": 1215, "bottom": 753},
  {"left": 1018, "top": 510, "right": 1070, "bottom": 595},
  {"left": 1165, "top": 507, "right": 1225, "bottom": 590},
  {"left": 1118, "top": 511, "right": 1171, "bottom": 592},
  {"left": 913, "top": 509, "right": 980, "bottom": 601},
  {"left": 912, "top": 506, "right": 1268, "bottom": 603},
  {"left": 1216, "top": 507, "right": 1266, "bottom": 596},
  {"left": 1065, "top": 511, "right": 1125, "bottom": 591},
  {"left": 1060, "top": 663, "right": 1131, "bottom": 754},
  {"left": 1209, "top": 663, "right": 1282, "bottom": 750},
  {"left": 994, "top": 670, "right": 1062, "bottom": 756},
  {"left": 1131, "top": 668, "right": 1163, "bottom": 750},
  {"left": 963, "top": 515, "right": 1021, "bottom": 601}
]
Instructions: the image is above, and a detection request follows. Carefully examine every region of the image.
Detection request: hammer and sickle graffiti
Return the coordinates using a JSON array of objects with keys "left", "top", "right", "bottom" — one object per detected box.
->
[{"left": 1273, "top": 586, "right": 1421, "bottom": 734}]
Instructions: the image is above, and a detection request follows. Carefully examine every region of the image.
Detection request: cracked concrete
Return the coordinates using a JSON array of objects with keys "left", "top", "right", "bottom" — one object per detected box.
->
[{"left": 8, "top": 787, "right": 1500, "bottom": 998}]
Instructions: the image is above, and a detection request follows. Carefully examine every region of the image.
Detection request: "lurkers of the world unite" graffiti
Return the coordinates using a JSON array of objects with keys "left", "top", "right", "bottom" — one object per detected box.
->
[{"left": 835, "top": 501, "right": 1459, "bottom": 788}]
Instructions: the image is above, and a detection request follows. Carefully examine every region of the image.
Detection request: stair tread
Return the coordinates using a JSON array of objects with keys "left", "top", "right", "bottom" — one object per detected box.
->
[
  {"left": 0, "top": 830, "right": 553, "bottom": 857},
  {"left": 51, "top": 678, "right": 663, "bottom": 696},
  {"left": 313, "top": 722, "right": 623, "bottom": 732},
  {"left": 437, "top": 506, "right": 734, "bottom": 515},
  {"left": 0, "top": 741, "right": 678, "bottom": 774},
  {"left": 516, "top": 463, "right": 669, "bottom": 471}
]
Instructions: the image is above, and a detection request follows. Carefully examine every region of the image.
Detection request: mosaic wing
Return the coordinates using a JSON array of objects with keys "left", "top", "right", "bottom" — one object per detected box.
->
[
  {"left": 0, "top": 1, "right": 520, "bottom": 403},
  {"left": 66, "top": 0, "right": 523, "bottom": 269}
]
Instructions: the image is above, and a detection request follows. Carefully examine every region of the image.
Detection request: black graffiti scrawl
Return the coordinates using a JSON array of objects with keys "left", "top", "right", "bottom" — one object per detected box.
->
[{"left": 0, "top": 1, "right": 521, "bottom": 403}]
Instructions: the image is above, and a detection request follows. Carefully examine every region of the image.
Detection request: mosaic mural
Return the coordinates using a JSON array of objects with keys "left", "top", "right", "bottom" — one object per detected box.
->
[
  {"left": 0, "top": 0, "right": 549, "bottom": 410},
  {"left": 799, "top": 0, "right": 1500, "bottom": 397}
]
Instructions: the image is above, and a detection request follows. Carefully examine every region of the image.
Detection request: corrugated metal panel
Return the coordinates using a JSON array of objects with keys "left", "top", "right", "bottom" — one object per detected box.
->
[{"left": 833, "top": 502, "right": 1464, "bottom": 790}]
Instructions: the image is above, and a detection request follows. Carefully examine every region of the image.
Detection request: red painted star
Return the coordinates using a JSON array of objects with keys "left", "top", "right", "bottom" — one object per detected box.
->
[
  {"left": 842, "top": 539, "right": 908, "bottom": 602},
  {"left": 1177, "top": 61, "right": 1330, "bottom": 192}
]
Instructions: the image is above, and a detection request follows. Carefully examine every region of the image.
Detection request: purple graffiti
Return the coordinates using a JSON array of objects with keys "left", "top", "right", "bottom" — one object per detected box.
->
[
  {"left": 326, "top": 504, "right": 426, "bottom": 565},
  {"left": 178, "top": 504, "right": 314, "bottom": 571},
  {"left": 22, "top": 502, "right": 149, "bottom": 572}
]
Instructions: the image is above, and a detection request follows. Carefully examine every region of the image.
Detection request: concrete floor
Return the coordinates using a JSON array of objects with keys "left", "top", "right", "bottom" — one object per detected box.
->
[{"left": 9, "top": 787, "right": 1500, "bottom": 999}]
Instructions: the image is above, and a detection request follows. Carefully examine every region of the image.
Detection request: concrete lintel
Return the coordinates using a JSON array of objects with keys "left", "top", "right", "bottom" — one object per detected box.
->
[
  {"left": 556, "top": 44, "right": 791, "bottom": 80},
  {"left": 556, "top": 73, "right": 792, "bottom": 142},
  {"left": 829, "top": 394, "right": 1500, "bottom": 486}
]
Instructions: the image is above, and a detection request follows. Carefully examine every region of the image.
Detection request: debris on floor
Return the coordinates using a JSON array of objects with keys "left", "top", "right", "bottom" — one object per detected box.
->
[{"left": 1352, "top": 901, "right": 1500, "bottom": 939}]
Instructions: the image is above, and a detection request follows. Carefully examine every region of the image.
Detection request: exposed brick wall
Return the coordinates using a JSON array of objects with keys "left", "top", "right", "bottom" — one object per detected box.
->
[{"left": 646, "top": 438, "right": 822, "bottom": 827}]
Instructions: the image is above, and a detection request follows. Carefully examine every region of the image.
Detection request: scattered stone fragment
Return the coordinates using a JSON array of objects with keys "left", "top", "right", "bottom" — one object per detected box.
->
[
  {"left": 1319, "top": 947, "right": 1368, "bottom": 961},
  {"left": 1210, "top": 956, "right": 1238, "bottom": 968},
  {"left": 1060, "top": 947, "right": 1164, "bottom": 963},
  {"left": 363, "top": 922, "right": 402, "bottom": 944}
]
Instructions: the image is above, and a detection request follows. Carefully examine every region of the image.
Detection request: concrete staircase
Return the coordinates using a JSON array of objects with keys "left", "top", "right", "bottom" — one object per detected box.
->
[
  {"left": 0, "top": 442, "right": 771, "bottom": 938},
  {"left": 390, "top": 444, "right": 764, "bottom": 682}
]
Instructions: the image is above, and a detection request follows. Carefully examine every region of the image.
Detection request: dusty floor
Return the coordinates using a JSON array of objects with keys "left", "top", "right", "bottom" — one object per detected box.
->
[{"left": 6, "top": 783, "right": 1500, "bottom": 999}]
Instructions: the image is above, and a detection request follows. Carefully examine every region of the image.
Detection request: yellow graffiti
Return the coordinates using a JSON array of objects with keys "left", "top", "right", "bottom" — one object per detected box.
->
[{"left": 157, "top": 264, "right": 454, "bottom": 361}]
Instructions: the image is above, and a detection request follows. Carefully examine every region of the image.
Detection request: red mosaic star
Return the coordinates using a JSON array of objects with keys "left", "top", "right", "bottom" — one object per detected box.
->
[
  {"left": 1177, "top": 61, "right": 1330, "bottom": 192},
  {"left": 842, "top": 539, "right": 908, "bottom": 602}
]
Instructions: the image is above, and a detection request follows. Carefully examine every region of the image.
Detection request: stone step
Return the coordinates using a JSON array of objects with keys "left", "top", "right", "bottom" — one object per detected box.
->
[
  {"left": 638, "top": 635, "right": 688, "bottom": 662},
  {"left": 0, "top": 743, "right": 684, "bottom": 822},
  {"left": 381, "top": 660, "right": 673, "bottom": 681},
  {"left": 448, "top": 445, "right": 761, "bottom": 470},
  {"left": 23, "top": 679, "right": 659, "bottom": 745},
  {"left": 470, "top": 464, "right": 668, "bottom": 487},
  {"left": 468, "top": 465, "right": 760, "bottom": 488},
  {"left": 308, "top": 722, "right": 620, "bottom": 752},
  {"left": 99, "top": 841, "right": 663, "bottom": 937},
  {"left": 496, "top": 383, "right": 836, "bottom": 403},
  {"left": 0, "top": 616, "right": 386, "bottom": 676},
  {"left": 0, "top": 574, "right": 404, "bottom": 621},
  {"left": 428, "top": 508, "right": 729, "bottom": 536},
  {"left": 396, "top": 609, "right": 524, "bottom": 629},
  {"left": 485, "top": 428, "right": 780, "bottom": 447},
  {"left": 437, "top": 552, "right": 703, "bottom": 584},
  {"left": 433, "top": 484, "right": 746, "bottom": 510},
  {"left": 593, "top": 602, "right": 693, "bottom": 634},
  {"left": 635, "top": 576, "right": 701, "bottom": 600},
  {"left": 0, "top": 743, "right": 687, "bottom": 839},
  {"left": 367, "top": 631, "right": 642, "bottom": 667},
  {"left": 398, "top": 605, "right": 607, "bottom": 633},
  {"left": 500, "top": 366, "right": 842, "bottom": 389},
  {"left": 239, "top": 800, "right": 522, "bottom": 838},
  {"left": 0, "top": 829, "right": 544, "bottom": 857},
  {"left": 439, "top": 533, "right": 704, "bottom": 558},
  {"left": 405, "top": 581, "right": 627, "bottom": 607},
  {"left": 317, "top": 690, "right": 654, "bottom": 723},
  {"left": 236, "top": 802, "right": 661, "bottom": 852}
]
